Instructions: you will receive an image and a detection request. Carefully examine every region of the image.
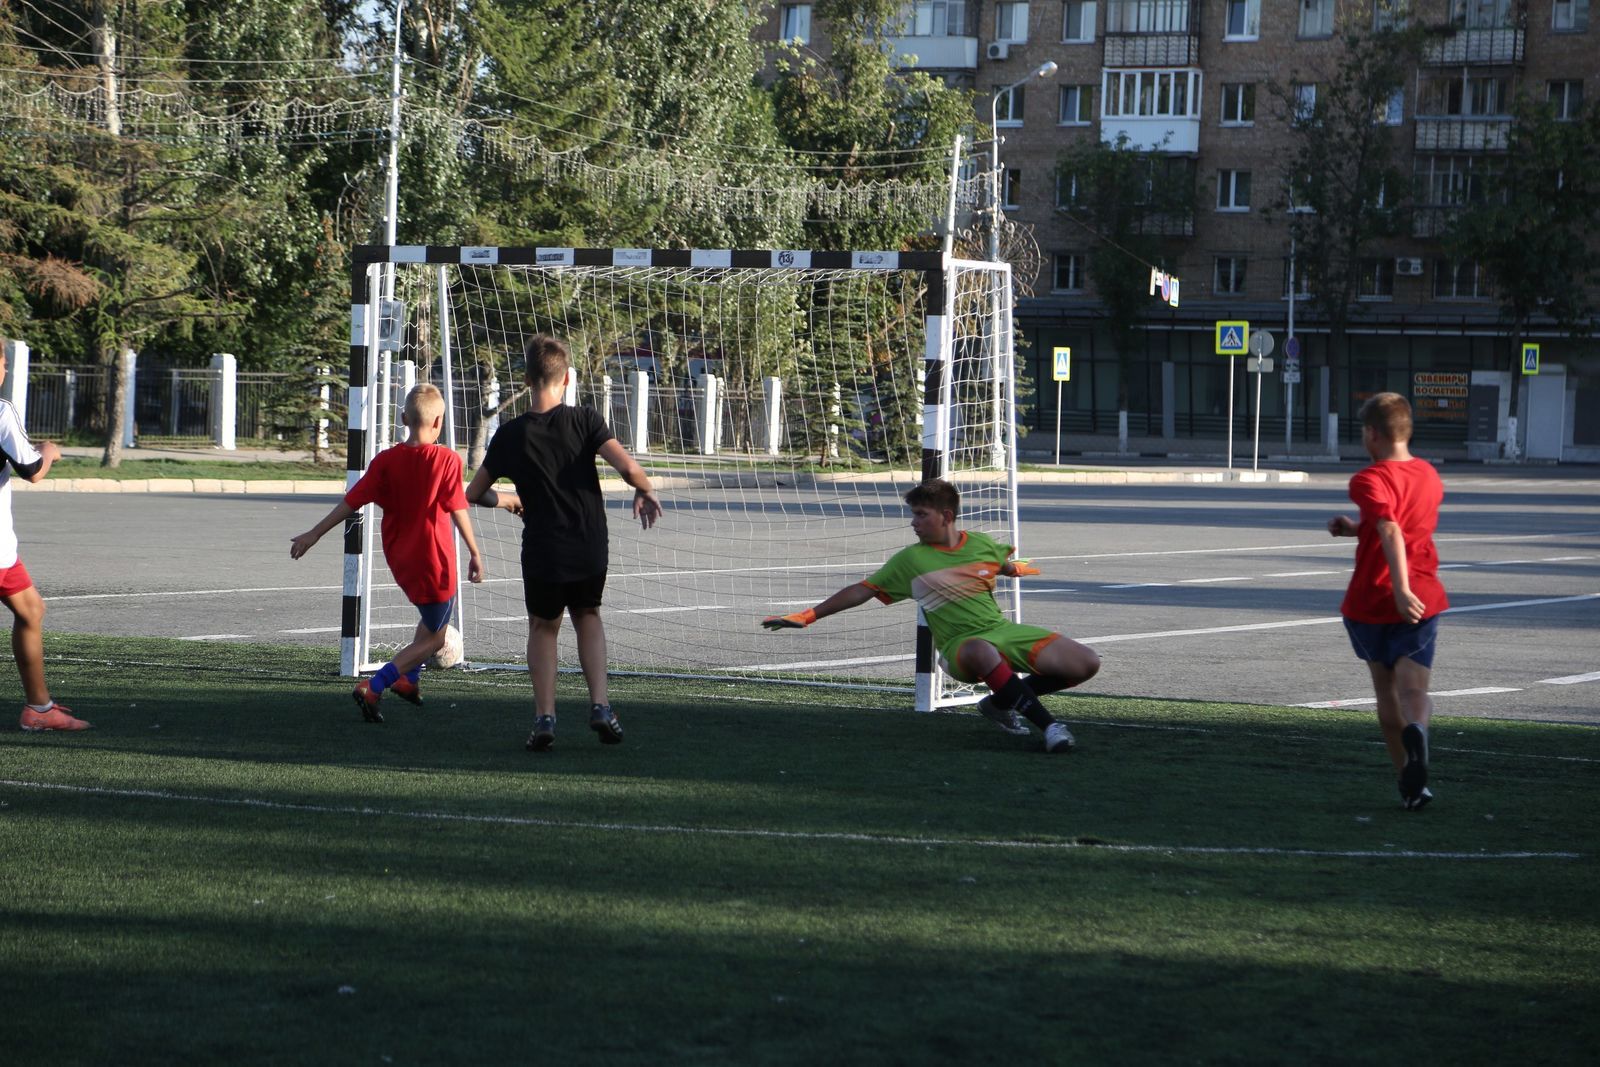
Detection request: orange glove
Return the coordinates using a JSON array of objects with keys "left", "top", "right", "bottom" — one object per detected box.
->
[
  {"left": 1008, "top": 559, "right": 1041, "bottom": 577},
  {"left": 761, "top": 608, "right": 817, "bottom": 630}
]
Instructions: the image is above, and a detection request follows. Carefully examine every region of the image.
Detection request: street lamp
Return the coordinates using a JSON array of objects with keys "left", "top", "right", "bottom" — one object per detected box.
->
[{"left": 989, "top": 61, "right": 1057, "bottom": 263}]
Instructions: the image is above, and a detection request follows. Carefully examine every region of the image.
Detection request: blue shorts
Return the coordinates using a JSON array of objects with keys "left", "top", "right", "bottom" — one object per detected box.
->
[
  {"left": 415, "top": 597, "right": 456, "bottom": 634},
  {"left": 1344, "top": 614, "right": 1440, "bottom": 670}
]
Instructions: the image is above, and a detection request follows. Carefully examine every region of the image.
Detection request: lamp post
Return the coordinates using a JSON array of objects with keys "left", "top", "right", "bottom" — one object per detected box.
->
[{"left": 988, "top": 61, "right": 1057, "bottom": 264}]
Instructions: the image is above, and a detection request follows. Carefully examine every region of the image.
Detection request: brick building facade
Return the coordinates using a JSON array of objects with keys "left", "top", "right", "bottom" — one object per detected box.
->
[{"left": 758, "top": 1, "right": 1600, "bottom": 460}]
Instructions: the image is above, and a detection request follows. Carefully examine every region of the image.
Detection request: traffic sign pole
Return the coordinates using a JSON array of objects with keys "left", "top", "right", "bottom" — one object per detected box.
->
[
  {"left": 1248, "top": 331, "right": 1274, "bottom": 473},
  {"left": 1216, "top": 321, "right": 1249, "bottom": 470},
  {"left": 1227, "top": 357, "right": 1235, "bottom": 470},
  {"left": 1055, "top": 379, "right": 1063, "bottom": 465}
]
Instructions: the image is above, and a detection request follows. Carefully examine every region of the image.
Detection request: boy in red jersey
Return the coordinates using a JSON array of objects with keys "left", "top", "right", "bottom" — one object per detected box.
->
[
  {"left": 1328, "top": 392, "right": 1448, "bottom": 810},
  {"left": 761, "top": 479, "right": 1100, "bottom": 753},
  {"left": 292, "top": 383, "right": 509, "bottom": 721}
]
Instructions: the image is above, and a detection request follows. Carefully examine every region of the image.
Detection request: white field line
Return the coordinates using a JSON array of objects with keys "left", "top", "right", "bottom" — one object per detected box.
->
[
  {"left": 1295, "top": 686, "right": 1522, "bottom": 708},
  {"left": 1030, "top": 529, "right": 1600, "bottom": 564},
  {"left": 0, "top": 778, "right": 1579, "bottom": 861}
]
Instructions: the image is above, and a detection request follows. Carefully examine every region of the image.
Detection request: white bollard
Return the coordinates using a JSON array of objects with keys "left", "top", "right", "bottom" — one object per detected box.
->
[
  {"left": 600, "top": 375, "right": 614, "bottom": 429},
  {"left": 316, "top": 364, "right": 331, "bottom": 451},
  {"left": 763, "top": 376, "right": 782, "bottom": 456},
  {"left": 395, "top": 359, "right": 417, "bottom": 442},
  {"left": 210, "top": 352, "right": 237, "bottom": 450},
  {"left": 628, "top": 371, "right": 649, "bottom": 455},
  {"left": 122, "top": 349, "right": 138, "bottom": 448},
  {"left": 697, "top": 373, "right": 719, "bottom": 456},
  {"left": 1, "top": 339, "right": 29, "bottom": 427},
  {"left": 564, "top": 366, "right": 578, "bottom": 407}
]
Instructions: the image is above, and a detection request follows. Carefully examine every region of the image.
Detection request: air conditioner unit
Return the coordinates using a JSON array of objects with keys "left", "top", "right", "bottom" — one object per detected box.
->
[
  {"left": 987, "top": 41, "right": 1010, "bottom": 61},
  {"left": 1395, "top": 256, "right": 1424, "bottom": 276}
]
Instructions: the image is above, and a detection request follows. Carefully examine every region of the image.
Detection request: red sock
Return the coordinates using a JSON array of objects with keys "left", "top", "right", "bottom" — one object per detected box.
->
[{"left": 982, "top": 661, "right": 1016, "bottom": 692}]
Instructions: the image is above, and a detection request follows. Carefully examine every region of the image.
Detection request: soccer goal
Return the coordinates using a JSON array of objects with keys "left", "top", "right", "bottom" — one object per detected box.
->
[{"left": 343, "top": 246, "right": 1019, "bottom": 710}]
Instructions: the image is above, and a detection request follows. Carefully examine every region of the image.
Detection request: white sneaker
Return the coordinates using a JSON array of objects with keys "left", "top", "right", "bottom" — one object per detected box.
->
[
  {"left": 1043, "top": 722, "right": 1076, "bottom": 754},
  {"left": 976, "top": 695, "right": 1030, "bottom": 737}
]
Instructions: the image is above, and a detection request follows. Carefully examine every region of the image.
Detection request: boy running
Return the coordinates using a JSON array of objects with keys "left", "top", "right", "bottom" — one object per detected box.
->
[
  {"left": 762, "top": 478, "right": 1100, "bottom": 752},
  {"left": 1, "top": 345, "right": 84, "bottom": 731},
  {"left": 465, "top": 334, "right": 662, "bottom": 752},
  {"left": 291, "top": 383, "right": 501, "bottom": 721},
  {"left": 1328, "top": 392, "right": 1448, "bottom": 811}
]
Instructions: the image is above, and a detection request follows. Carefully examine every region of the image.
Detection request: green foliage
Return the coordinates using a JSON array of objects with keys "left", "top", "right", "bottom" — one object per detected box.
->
[
  {"left": 1054, "top": 136, "right": 1195, "bottom": 406},
  {"left": 1444, "top": 93, "right": 1600, "bottom": 338}
]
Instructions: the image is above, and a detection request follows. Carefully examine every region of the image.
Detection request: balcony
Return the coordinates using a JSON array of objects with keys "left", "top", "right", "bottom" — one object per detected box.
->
[
  {"left": 1412, "top": 206, "right": 1459, "bottom": 240},
  {"left": 1101, "top": 117, "right": 1200, "bottom": 153},
  {"left": 1104, "top": 33, "right": 1199, "bottom": 67},
  {"left": 1421, "top": 28, "right": 1524, "bottom": 66},
  {"left": 886, "top": 34, "right": 978, "bottom": 70},
  {"left": 1415, "top": 117, "right": 1512, "bottom": 152}
]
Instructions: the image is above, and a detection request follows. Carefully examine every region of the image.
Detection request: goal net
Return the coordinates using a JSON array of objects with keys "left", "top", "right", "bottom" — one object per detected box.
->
[{"left": 344, "top": 247, "right": 1019, "bottom": 710}]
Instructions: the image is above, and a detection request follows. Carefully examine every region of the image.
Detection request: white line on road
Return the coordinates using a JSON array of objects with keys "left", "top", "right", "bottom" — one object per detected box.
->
[
  {"left": 52, "top": 584, "right": 340, "bottom": 601},
  {"left": 178, "top": 634, "right": 254, "bottom": 642},
  {"left": 1032, "top": 530, "right": 1600, "bottom": 563},
  {"left": 1294, "top": 686, "right": 1522, "bottom": 709},
  {"left": 1262, "top": 570, "right": 1342, "bottom": 578},
  {"left": 1536, "top": 671, "right": 1600, "bottom": 686},
  {"left": 1178, "top": 576, "right": 1253, "bottom": 584}
]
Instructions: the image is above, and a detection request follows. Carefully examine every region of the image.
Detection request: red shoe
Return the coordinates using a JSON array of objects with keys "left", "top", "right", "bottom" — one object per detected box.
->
[
  {"left": 352, "top": 679, "right": 384, "bottom": 723},
  {"left": 20, "top": 702, "right": 91, "bottom": 732},
  {"left": 389, "top": 677, "right": 423, "bottom": 706}
]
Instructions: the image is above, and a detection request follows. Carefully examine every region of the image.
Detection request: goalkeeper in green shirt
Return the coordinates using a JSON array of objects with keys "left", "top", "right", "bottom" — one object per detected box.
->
[{"left": 761, "top": 479, "right": 1100, "bottom": 753}]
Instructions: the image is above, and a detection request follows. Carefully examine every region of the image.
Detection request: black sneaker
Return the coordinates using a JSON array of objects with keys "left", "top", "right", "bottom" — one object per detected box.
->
[
  {"left": 526, "top": 715, "right": 556, "bottom": 752},
  {"left": 1399, "top": 723, "right": 1429, "bottom": 802},
  {"left": 590, "top": 704, "right": 624, "bottom": 745},
  {"left": 1405, "top": 786, "right": 1435, "bottom": 812}
]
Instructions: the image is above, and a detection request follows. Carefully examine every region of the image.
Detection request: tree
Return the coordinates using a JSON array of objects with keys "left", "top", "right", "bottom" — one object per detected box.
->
[
  {"left": 1444, "top": 92, "right": 1600, "bottom": 429},
  {"left": 1054, "top": 135, "right": 1195, "bottom": 446},
  {"left": 1269, "top": 23, "right": 1427, "bottom": 451}
]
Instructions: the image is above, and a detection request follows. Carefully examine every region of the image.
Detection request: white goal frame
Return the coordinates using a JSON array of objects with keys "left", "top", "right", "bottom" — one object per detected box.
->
[{"left": 344, "top": 245, "right": 1020, "bottom": 711}]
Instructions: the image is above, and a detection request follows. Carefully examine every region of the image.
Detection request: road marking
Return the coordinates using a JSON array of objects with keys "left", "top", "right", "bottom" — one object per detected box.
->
[
  {"left": 1104, "top": 582, "right": 1172, "bottom": 589},
  {"left": 178, "top": 634, "right": 254, "bottom": 641},
  {"left": 1178, "top": 576, "right": 1252, "bottom": 584},
  {"left": 1263, "top": 570, "right": 1342, "bottom": 577},
  {"left": 1481, "top": 559, "right": 1535, "bottom": 566},
  {"left": 1536, "top": 671, "right": 1600, "bottom": 686},
  {"left": 624, "top": 605, "right": 729, "bottom": 615},
  {"left": 0, "top": 778, "right": 1579, "bottom": 861},
  {"left": 1032, "top": 530, "right": 1600, "bottom": 563},
  {"left": 52, "top": 584, "right": 341, "bottom": 601},
  {"left": 1295, "top": 687, "right": 1522, "bottom": 709},
  {"left": 1537, "top": 556, "right": 1596, "bottom": 563},
  {"left": 1445, "top": 593, "right": 1600, "bottom": 615}
]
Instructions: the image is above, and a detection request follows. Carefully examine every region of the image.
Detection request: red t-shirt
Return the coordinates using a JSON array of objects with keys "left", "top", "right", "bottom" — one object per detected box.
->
[
  {"left": 344, "top": 442, "right": 468, "bottom": 604},
  {"left": 1340, "top": 458, "right": 1449, "bottom": 623}
]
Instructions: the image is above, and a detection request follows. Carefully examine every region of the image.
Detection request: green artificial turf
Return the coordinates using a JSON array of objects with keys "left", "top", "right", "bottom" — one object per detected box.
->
[{"left": 1, "top": 635, "right": 1595, "bottom": 1064}]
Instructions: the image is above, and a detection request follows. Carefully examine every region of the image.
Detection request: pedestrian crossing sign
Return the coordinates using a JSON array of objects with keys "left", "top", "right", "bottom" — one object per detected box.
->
[
  {"left": 1521, "top": 343, "right": 1540, "bottom": 375},
  {"left": 1216, "top": 320, "right": 1249, "bottom": 356},
  {"left": 1052, "top": 346, "right": 1071, "bottom": 382}
]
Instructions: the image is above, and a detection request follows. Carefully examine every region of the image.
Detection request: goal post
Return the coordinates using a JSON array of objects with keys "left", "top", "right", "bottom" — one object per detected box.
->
[{"left": 344, "top": 245, "right": 1019, "bottom": 710}]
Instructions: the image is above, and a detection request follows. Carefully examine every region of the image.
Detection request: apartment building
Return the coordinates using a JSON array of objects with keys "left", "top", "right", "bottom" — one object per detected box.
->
[{"left": 759, "top": 1, "right": 1600, "bottom": 460}]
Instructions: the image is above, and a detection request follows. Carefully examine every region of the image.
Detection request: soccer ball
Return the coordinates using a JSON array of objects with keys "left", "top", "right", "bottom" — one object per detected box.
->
[{"left": 429, "top": 624, "right": 464, "bottom": 670}]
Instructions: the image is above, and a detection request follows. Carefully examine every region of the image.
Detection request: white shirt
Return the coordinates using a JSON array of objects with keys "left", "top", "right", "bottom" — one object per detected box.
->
[{"left": 0, "top": 398, "right": 42, "bottom": 568}]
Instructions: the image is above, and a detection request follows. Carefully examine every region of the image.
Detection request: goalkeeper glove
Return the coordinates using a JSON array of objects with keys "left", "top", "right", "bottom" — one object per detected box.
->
[
  {"left": 761, "top": 608, "right": 817, "bottom": 630},
  {"left": 1008, "top": 559, "right": 1041, "bottom": 577}
]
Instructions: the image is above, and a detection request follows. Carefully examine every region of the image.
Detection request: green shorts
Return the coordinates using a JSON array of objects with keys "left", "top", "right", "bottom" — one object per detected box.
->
[{"left": 939, "top": 623, "right": 1062, "bottom": 683}]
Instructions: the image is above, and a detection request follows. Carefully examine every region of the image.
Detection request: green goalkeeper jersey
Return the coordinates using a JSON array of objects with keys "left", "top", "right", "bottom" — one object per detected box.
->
[{"left": 863, "top": 530, "right": 1013, "bottom": 648}]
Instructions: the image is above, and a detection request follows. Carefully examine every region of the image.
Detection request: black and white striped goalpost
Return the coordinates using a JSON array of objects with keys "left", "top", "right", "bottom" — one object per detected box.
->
[{"left": 343, "top": 244, "right": 1016, "bottom": 710}]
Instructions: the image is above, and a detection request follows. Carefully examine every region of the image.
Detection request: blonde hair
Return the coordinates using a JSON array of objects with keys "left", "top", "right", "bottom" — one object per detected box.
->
[
  {"left": 403, "top": 383, "right": 446, "bottom": 429},
  {"left": 1359, "top": 392, "right": 1413, "bottom": 443}
]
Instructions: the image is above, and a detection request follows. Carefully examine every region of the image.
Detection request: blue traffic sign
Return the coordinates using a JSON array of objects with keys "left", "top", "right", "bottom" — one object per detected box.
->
[{"left": 1215, "top": 320, "right": 1249, "bottom": 356}]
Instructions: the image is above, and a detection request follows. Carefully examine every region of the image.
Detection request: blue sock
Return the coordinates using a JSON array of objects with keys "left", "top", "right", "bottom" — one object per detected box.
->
[
  {"left": 370, "top": 662, "right": 401, "bottom": 695},
  {"left": 405, "top": 665, "right": 421, "bottom": 683}
]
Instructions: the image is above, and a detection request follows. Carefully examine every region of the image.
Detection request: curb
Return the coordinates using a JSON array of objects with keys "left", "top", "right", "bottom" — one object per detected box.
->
[{"left": 15, "top": 468, "right": 1310, "bottom": 495}]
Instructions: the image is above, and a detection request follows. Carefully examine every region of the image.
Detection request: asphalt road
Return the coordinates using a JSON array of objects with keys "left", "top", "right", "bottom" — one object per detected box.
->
[{"left": 12, "top": 468, "right": 1599, "bottom": 724}]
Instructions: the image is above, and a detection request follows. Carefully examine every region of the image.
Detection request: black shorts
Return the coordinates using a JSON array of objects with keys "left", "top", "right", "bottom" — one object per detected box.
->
[{"left": 524, "top": 572, "right": 607, "bottom": 621}]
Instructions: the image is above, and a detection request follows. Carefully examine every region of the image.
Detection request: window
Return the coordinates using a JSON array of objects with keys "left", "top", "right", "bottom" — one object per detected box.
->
[
  {"left": 1549, "top": 80, "right": 1585, "bottom": 119},
  {"left": 1102, "top": 69, "right": 1201, "bottom": 118},
  {"left": 1287, "top": 173, "right": 1316, "bottom": 212},
  {"left": 1105, "top": 0, "right": 1188, "bottom": 33},
  {"left": 1422, "top": 74, "right": 1510, "bottom": 116},
  {"left": 1217, "top": 169, "right": 1251, "bottom": 210},
  {"left": 1062, "top": 1, "right": 1096, "bottom": 41},
  {"left": 1433, "top": 259, "right": 1488, "bottom": 299},
  {"left": 1053, "top": 253, "right": 1087, "bottom": 292},
  {"left": 1293, "top": 83, "right": 1319, "bottom": 124},
  {"left": 995, "top": 1, "right": 1030, "bottom": 42},
  {"left": 1220, "top": 83, "right": 1256, "bottom": 124},
  {"left": 779, "top": 4, "right": 811, "bottom": 43},
  {"left": 1414, "top": 155, "right": 1499, "bottom": 206},
  {"left": 1359, "top": 258, "right": 1395, "bottom": 299},
  {"left": 1300, "top": 0, "right": 1335, "bottom": 36},
  {"left": 1380, "top": 88, "right": 1405, "bottom": 125},
  {"left": 1004, "top": 169, "right": 1022, "bottom": 209},
  {"left": 1059, "top": 84, "right": 1095, "bottom": 124},
  {"left": 1214, "top": 256, "right": 1247, "bottom": 295},
  {"left": 1374, "top": 0, "right": 1410, "bottom": 30},
  {"left": 907, "top": 1, "right": 968, "bottom": 36},
  {"left": 1055, "top": 171, "right": 1080, "bottom": 208},
  {"left": 1554, "top": 0, "right": 1590, "bottom": 31},
  {"left": 1224, "top": 0, "right": 1260, "bottom": 39},
  {"left": 1450, "top": 0, "right": 1512, "bottom": 29},
  {"left": 994, "top": 84, "right": 1024, "bottom": 124}
]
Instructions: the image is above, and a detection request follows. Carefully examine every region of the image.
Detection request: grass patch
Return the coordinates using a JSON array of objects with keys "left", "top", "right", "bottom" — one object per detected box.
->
[
  {"left": 2, "top": 634, "right": 1596, "bottom": 1063},
  {"left": 50, "top": 458, "right": 346, "bottom": 482}
]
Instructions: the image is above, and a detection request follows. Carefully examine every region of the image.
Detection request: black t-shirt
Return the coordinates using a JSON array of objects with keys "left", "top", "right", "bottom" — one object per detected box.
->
[{"left": 483, "top": 405, "right": 616, "bottom": 580}]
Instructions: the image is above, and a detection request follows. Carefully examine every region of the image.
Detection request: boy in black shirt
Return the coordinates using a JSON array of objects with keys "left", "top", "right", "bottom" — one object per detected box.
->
[{"left": 467, "top": 335, "right": 662, "bottom": 750}]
